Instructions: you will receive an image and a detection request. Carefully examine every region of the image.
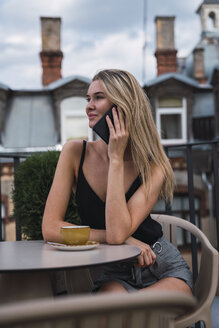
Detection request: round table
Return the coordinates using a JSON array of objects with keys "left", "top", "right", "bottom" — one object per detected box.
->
[
  {"left": 0, "top": 240, "right": 141, "bottom": 303},
  {"left": 0, "top": 240, "right": 141, "bottom": 272}
]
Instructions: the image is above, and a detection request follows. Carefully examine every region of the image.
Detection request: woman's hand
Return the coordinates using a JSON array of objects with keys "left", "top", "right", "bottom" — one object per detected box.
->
[
  {"left": 125, "top": 236, "right": 156, "bottom": 268},
  {"left": 106, "top": 107, "right": 129, "bottom": 162}
]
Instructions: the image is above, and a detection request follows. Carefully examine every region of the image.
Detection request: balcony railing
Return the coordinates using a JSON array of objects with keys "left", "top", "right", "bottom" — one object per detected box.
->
[
  {"left": 0, "top": 152, "right": 29, "bottom": 241},
  {"left": 165, "top": 140, "right": 219, "bottom": 246},
  {"left": 164, "top": 140, "right": 219, "bottom": 283}
]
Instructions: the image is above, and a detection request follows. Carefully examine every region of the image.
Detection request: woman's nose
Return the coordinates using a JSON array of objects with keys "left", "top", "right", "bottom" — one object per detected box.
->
[{"left": 87, "top": 99, "right": 95, "bottom": 110}]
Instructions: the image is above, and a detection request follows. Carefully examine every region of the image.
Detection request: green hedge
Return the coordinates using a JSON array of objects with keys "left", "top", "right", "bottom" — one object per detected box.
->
[{"left": 12, "top": 151, "right": 81, "bottom": 240}]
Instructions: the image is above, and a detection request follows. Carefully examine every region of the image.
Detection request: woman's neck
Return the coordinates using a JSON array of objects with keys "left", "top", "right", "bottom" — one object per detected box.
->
[{"left": 94, "top": 139, "right": 132, "bottom": 162}]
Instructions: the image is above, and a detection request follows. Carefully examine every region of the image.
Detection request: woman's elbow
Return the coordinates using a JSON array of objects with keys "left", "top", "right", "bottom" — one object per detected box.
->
[
  {"left": 42, "top": 224, "right": 49, "bottom": 242},
  {"left": 41, "top": 218, "right": 53, "bottom": 242},
  {"left": 106, "top": 232, "right": 126, "bottom": 245}
]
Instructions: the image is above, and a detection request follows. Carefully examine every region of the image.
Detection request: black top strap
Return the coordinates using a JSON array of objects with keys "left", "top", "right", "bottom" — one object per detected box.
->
[{"left": 78, "top": 140, "right": 87, "bottom": 172}]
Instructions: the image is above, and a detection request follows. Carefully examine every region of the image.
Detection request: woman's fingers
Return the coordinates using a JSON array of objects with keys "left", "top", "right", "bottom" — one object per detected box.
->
[
  {"left": 113, "top": 107, "right": 127, "bottom": 133},
  {"left": 106, "top": 106, "right": 129, "bottom": 161},
  {"left": 125, "top": 237, "right": 156, "bottom": 269},
  {"left": 106, "top": 106, "right": 128, "bottom": 141},
  {"left": 135, "top": 247, "right": 156, "bottom": 268},
  {"left": 112, "top": 107, "right": 121, "bottom": 132},
  {"left": 106, "top": 114, "right": 116, "bottom": 137}
]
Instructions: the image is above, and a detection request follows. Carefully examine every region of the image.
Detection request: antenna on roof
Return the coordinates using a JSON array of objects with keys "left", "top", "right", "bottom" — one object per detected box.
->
[{"left": 142, "top": 0, "right": 147, "bottom": 85}]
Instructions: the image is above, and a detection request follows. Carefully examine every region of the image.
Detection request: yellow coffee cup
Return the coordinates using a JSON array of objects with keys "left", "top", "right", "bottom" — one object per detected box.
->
[{"left": 60, "top": 226, "right": 90, "bottom": 245}]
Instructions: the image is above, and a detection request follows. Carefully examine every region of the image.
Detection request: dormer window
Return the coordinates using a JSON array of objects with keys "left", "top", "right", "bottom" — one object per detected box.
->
[
  {"left": 197, "top": 1, "right": 219, "bottom": 32},
  {"left": 156, "top": 97, "right": 187, "bottom": 145},
  {"left": 207, "top": 11, "right": 216, "bottom": 30},
  {"left": 61, "top": 97, "right": 93, "bottom": 144}
]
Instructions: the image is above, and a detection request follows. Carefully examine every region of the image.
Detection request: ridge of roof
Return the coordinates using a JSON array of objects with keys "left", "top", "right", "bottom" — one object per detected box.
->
[
  {"left": 197, "top": 0, "right": 219, "bottom": 13},
  {"left": 0, "top": 82, "right": 10, "bottom": 91},
  {"left": 46, "top": 75, "right": 91, "bottom": 90},
  {"left": 202, "top": 0, "right": 219, "bottom": 4},
  {"left": 6, "top": 75, "right": 91, "bottom": 92},
  {"left": 146, "top": 72, "right": 212, "bottom": 89}
]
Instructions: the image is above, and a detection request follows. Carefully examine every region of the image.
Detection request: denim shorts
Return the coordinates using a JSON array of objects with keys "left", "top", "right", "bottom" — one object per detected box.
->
[{"left": 93, "top": 236, "right": 193, "bottom": 292}]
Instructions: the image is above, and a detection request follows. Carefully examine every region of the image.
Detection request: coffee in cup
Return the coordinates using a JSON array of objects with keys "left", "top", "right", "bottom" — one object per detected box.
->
[{"left": 60, "top": 226, "right": 90, "bottom": 245}]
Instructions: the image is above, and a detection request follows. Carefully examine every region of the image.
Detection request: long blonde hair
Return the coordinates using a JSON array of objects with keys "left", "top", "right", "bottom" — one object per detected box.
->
[{"left": 92, "top": 69, "right": 175, "bottom": 202}]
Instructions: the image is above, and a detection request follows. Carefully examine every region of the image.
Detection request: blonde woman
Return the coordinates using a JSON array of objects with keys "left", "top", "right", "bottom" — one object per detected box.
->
[{"left": 42, "top": 69, "right": 193, "bottom": 294}]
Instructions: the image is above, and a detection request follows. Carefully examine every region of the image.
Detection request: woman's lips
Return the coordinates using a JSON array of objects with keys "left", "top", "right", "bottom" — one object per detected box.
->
[{"left": 88, "top": 114, "right": 97, "bottom": 120}]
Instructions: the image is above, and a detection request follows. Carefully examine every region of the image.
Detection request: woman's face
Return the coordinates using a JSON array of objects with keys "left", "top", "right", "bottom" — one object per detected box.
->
[{"left": 86, "top": 80, "right": 113, "bottom": 129}]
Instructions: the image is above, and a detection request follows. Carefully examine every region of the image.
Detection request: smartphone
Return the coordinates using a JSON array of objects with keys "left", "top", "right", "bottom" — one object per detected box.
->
[{"left": 93, "top": 105, "right": 117, "bottom": 144}]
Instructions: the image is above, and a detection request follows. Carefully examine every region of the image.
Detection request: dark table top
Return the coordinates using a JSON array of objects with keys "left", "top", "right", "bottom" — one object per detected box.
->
[{"left": 0, "top": 240, "right": 141, "bottom": 272}]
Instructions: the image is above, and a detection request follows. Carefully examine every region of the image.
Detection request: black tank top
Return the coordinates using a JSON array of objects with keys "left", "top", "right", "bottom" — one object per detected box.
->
[{"left": 75, "top": 140, "right": 163, "bottom": 245}]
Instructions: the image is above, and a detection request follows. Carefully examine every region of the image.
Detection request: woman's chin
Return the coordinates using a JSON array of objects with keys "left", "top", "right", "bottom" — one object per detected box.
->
[{"left": 89, "top": 122, "right": 95, "bottom": 129}]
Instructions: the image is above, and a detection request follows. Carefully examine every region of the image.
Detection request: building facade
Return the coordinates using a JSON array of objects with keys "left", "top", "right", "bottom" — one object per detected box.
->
[{"left": 146, "top": 0, "right": 219, "bottom": 247}]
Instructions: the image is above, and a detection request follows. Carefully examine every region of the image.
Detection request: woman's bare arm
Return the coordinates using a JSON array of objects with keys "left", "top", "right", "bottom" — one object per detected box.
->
[
  {"left": 42, "top": 141, "right": 107, "bottom": 243},
  {"left": 106, "top": 161, "right": 164, "bottom": 244},
  {"left": 42, "top": 141, "right": 79, "bottom": 242},
  {"left": 105, "top": 108, "right": 164, "bottom": 244}
]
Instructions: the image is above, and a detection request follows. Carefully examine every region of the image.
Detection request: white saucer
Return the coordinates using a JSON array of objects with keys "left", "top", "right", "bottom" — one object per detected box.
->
[{"left": 47, "top": 241, "right": 99, "bottom": 251}]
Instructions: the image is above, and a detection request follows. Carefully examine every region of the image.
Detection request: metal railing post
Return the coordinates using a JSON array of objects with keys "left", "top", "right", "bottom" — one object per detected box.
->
[
  {"left": 186, "top": 145, "right": 199, "bottom": 283},
  {"left": 212, "top": 142, "right": 219, "bottom": 250},
  {"left": 0, "top": 162, "right": 2, "bottom": 241},
  {"left": 14, "top": 157, "right": 21, "bottom": 241},
  {"left": 164, "top": 147, "right": 172, "bottom": 215}
]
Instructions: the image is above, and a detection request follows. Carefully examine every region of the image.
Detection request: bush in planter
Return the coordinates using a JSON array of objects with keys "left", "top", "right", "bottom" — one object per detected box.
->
[{"left": 12, "top": 151, "right": 81, "bottom": 240}]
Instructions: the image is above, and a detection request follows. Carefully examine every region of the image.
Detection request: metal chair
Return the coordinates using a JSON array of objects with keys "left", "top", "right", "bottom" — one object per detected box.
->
[
  {"left": 151, "top": 214, "right": 219, "bottom": 328},
  {"left": 0, "top": 290, "right": 195, "bottom": 328}
]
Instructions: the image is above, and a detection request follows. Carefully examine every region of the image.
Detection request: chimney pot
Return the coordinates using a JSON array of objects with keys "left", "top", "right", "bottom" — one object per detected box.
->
[
  {"left": 154, "top": 16, "right": 178, "bottom": 76},
  {"left": 193, "top": 48, "right": 207, "bottom": 84},
  {"left": 155, "top": 16, "right": 176, "bottom": 50},
  {"left": 40, "top": 17, "right": 63, "bottom": 86}
]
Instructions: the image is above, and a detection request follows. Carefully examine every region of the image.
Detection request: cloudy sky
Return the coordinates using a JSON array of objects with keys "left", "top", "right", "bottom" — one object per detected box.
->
[{"left": 0, "top": 0, "right": 202, "bottom": 89}]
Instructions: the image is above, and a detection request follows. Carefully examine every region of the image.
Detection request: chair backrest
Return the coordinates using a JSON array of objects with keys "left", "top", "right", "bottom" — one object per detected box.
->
[
  {"left": 151, "top": 214, "right": 219, "bottom": 327},
  {"left": 0, "top": 290, "right": 196, "bottom": 328}
]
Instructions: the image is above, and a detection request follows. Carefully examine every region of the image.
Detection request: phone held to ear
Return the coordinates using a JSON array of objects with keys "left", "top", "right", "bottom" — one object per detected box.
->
[{"left": 93, "top": 105, "right": 117, "bottom": 144}]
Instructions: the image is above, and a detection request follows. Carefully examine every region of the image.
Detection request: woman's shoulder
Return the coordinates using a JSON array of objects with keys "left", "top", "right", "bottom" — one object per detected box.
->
[
  {"left": 62, "top": 139, "right": 102, "bottom": 160},
  {"left": 62, "top": 139, "right": 84, "bottom": 151},
  {"left": 60, "top": 140, "right": 85, "bottom": 165},
  {"left": 62, "top": 139, "right": 83, "bottom": 153},
  {"left": 61, "top": 139, "right": 99, "bottom": 161}
]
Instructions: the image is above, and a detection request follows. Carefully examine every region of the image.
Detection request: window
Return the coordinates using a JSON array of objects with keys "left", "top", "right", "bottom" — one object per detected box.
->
[
  {"left": 61, "top": 97, "right": 93, "bottom": 144},
  {"left": 207, "top": 11, "right": 216, "bottom": 30},
  {"left": 156, "top": 97, "right": 187, "bottom": 145}
]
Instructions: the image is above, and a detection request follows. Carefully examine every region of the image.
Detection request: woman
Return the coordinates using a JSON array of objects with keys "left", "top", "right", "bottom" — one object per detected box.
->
[{"left": 42, "top": 69, "right": 193, "bottom": 294}]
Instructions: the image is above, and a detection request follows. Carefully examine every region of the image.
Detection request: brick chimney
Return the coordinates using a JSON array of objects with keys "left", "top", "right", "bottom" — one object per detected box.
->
[
  {"left": 40, "top": 17, "right": 63, "bottom": 86},
  {"left": 155, "top": 16, "right": 177, "bottom": 76},
  {"left": 193, "top": 48, "right": 207, "bottom": 84}
]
